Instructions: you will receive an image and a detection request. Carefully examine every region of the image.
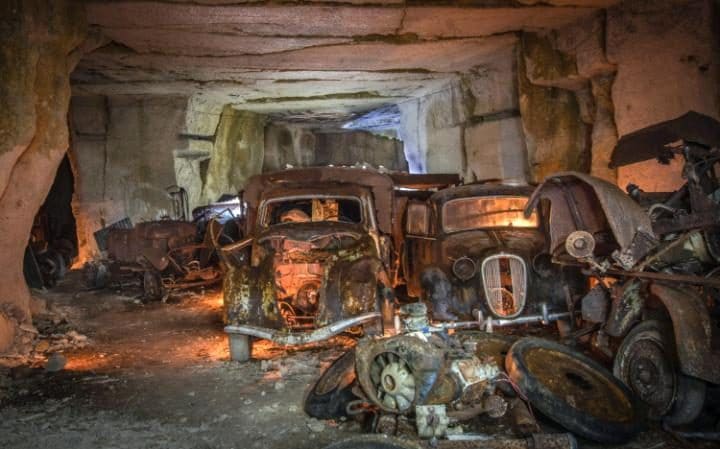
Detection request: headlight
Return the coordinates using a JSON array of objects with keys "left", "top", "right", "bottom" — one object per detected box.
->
[{"left": 452, "top": 256, "right": 477, "bottom": 281}]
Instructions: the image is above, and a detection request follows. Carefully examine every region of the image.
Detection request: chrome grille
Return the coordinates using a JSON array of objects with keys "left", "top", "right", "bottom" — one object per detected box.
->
[{"left": 481, "top": 254, "right": 527, "bottom": 318}]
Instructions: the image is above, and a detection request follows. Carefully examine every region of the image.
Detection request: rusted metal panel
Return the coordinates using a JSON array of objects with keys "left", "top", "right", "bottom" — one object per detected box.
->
[
  {"left": 649, "top": 283, "right": 720, "bottom": 384},
  {"left": 525, "top": 172, "right": 655, "bottom": 257},
  {"left": 610, "top": 111, "right": 720, "bottom": 168}
]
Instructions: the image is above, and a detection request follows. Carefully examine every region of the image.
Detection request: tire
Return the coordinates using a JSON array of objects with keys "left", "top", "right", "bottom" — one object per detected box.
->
[
  {"left": 228, "top": 333, "right": 252, "bottom": 362},
  {"left": 142, "top": 270, "right": 164, "bottom": 301},
  {"left": 82, "top": 262, "right": 108, "bottom": 289},
  {"left": 321, "top": 435, "right": 423, "bottom": 449},
  {"left": 614, "top": 320, "right": 706, "bottom": 425},
  {"left": 506, "top": 337, "right": 642, "bottom": 444},
  {"left": 665, "top": 374, "right": 706, "bottom": 426},
  {"left": 304, "top": 350, "right": 360, "bottom": 419}
]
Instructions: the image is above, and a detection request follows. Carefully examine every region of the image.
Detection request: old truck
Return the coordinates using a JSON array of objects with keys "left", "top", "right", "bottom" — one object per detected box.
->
[
  {"left": 525, "top": 112, "right": 720, "bottom": 428},
  {"left": 220, "top": 167, "right": 402, "bottom": 361},
  {"left": 400, "top": 182, "right": 582, "bottom": 328}
]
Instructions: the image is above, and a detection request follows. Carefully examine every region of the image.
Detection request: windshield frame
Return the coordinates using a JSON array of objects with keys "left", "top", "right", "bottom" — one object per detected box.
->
[
  {"left": 258, "top": 194, "right": 367, "bottom": 229},
  {"left": 440, "top": 195, "right": 538, "bottom": 233}
]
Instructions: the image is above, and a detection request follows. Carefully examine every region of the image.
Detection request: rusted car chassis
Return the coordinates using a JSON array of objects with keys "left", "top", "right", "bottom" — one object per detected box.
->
[
  {"left": 84, "top": 219, "right": 224, "bottom": 299},
  {"left": 221, "top": 168, "right": 399, "bottom": 361}
]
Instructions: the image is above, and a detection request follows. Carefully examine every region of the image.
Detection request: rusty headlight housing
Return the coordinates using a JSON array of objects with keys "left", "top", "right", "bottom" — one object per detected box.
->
[{"left": 452, "top": 256, "right": 477, "bottom": 281}]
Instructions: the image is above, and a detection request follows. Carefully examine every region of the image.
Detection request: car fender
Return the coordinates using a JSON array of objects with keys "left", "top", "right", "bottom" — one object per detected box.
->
[{"left": 649, "top": 282, "right": 720, "bottom": 384}]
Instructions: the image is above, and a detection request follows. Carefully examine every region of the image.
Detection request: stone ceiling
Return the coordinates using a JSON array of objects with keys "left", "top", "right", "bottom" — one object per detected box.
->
[{"left": 73, "top": 0, "right": 620, "bottom": 121}]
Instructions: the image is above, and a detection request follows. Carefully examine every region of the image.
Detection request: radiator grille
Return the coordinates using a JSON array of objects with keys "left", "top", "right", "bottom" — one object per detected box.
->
[{"left": 481, "top": 254, "right": 527, "bottom": 318}]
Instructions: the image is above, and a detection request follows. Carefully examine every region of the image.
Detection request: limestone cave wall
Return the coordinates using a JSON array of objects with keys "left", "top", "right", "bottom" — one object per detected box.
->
[
  {"left": 264, "top": 124, "right": 407, "bottom": 172},
  {"left": 70, "top": 95, "right": 189, "bottom": 262},
  {"left": 405, "top": 0, "right": 718, "bottom": 187}
]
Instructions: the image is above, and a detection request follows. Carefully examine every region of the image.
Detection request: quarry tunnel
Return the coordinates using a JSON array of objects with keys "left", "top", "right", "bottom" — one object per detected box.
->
[{"left": 1, "top": 1, "right": 720, "bottom": 448}]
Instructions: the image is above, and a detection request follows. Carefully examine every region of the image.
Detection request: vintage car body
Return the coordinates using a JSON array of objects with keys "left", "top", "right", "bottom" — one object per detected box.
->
[
  {"left": 83, "top": 219, "right": 225, "bottom": 299},
  {"left": 401, "top": 183, "right": 581, "bottom": 326},
  {"left": 221, "top": 167, "right": 398, "bottom": 361}
]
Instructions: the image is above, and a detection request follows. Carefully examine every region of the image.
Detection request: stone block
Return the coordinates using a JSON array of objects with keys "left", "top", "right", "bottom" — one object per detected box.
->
[{"left": 464, "top": 117, "right": 528, "bottom": 183}]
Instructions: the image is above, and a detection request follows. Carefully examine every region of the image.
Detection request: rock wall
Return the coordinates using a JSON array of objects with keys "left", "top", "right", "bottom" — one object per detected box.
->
[
  {"left": 70, "top": 97, "right": 267, "bottom": 260},
  {"left": 0, "top": 0, "right": 87, "bottom": 352},
  {"left": 608, "top": 0, "right": 720, "bottom": 191},
  {"left": 398, "top": 81, "right": 468, "bottom": 175},
  {"left": 264, "top": 124, "right": 406, "bottom": 172},
  {"left": 398, "top": 49, "right": 529, "bottom": 183},
  {"left": 70, "top": 95, "right": 189, "bottom": 262},
  {"left": 200, "top": 107, "right": 266, "bottom": 204}
]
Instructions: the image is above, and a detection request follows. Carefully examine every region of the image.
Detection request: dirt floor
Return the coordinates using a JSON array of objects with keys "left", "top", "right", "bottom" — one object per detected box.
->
[{"left": 0, "top": 271, "right": 716, "bottom": 449}]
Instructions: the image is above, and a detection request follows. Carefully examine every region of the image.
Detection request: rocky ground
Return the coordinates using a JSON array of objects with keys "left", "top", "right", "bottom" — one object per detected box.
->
[{"left": 0, "top": 271, "right": 716, "bottom": 449}]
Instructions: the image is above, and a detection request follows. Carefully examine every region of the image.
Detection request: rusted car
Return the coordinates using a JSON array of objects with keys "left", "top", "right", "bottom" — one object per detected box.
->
[
  {"left": 526, "top": 133, "right": 720, "bottom": 428},
  {"left": 220, "top": 167, "right": 399, "bottom": 361},
  {"left": 400, "top": 183, "right": 580, "bottom": 328},
  {"left": 83, "top": 218, "right": 226, "bottom": 300}
]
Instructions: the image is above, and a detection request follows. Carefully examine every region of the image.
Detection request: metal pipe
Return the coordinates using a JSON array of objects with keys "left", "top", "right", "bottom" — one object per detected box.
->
[
  {"left": 224, "top": 312, "right": 381, "bottom": 345},
  {"left": 433, "top": 309, "right": 573, "bottom": 333}
]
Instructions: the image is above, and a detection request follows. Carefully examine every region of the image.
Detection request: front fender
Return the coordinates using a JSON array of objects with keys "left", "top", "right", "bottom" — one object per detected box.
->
[
  {"left": 316, "top": 256, "right": 382, "bottom": 326},
  {"left": 223, "top": 261, "right": 281, "bottom": 328},
  {"left": 650, "top": 283, "right": 720, "bottom": 384}
]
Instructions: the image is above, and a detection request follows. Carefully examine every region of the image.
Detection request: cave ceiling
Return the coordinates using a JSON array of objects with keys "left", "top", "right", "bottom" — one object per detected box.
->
[{"left": 73, "top": 0, "right": 620, "bottom": 123}]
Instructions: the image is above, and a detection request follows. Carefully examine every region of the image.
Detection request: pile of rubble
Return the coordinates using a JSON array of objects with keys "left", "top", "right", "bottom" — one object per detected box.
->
[{"left": 0, "top": 297, "right": 90, "bottom": 370}]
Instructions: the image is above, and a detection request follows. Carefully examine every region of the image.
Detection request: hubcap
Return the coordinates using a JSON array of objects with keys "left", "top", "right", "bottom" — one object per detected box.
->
[{"left": 623, "top": 339, "right": 676, "bottom": 416}]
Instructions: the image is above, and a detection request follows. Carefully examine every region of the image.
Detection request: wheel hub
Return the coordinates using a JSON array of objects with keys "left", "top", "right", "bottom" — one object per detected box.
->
[{"left": 623, "top": 339, "right": 675, "bottom": 415}]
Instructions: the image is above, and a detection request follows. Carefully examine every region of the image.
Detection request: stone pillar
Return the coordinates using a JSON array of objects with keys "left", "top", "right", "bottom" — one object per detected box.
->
[
  {"left": 397, "top": 80, "right": 468, "bottom": 175},
  {"left": 0, "top": 0, "right": 86, "bottom": 352},
  {"left": 201, "top": 107, "right": 266, "bottom": 204}
]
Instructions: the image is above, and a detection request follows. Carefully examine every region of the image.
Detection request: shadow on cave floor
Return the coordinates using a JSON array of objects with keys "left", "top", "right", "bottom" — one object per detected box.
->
[{"left": 0, "top": 271, "right": 716, "bottom": 449}]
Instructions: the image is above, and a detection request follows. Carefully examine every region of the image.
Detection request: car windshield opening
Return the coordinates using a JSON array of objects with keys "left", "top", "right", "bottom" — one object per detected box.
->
[
  {"left": 263, "top": 197, "right": 363, "bottom": 226},
  {"left": 442, "top": 196, "right": 538, "bottom": 232}
]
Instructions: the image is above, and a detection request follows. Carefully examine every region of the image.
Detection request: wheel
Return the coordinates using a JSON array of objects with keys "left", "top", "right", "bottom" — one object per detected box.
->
[
  {"left": 506, "top": 337, "right": 642, "bottom": 444},
  {"left": 614, "top": 320, "right": 706, "bottom": 425},
  {"left": 665, "top": 374, "right": 706, "bottom": 426},
  {"left": 82, "top": 262, "right": 108, "bottom": 289},
  {"left": 142, "top": 270, "right": 164, "bottom": 301},
  {"left": 228, "top": 333, "right": 252, "bottom": 362},
  {"left": 304, "top": 350, "right": 359, "bottom": 419},
  {"left": 321, "top": 435, "right": 422, "bottom": 449}
]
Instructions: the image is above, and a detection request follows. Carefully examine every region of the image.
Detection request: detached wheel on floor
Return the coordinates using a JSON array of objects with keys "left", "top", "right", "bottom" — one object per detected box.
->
[
  {"left": 304, "top": 349, "right": 359, "bottom": 419},
  {"left": 613, "top": 320, "right": 706, "bottom": 425},
  {"left": 506, "top": 337, "right": 642, "bottom": 444}
]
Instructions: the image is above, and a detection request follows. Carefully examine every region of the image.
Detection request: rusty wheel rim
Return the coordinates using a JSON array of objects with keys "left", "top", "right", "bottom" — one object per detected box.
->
[
  {"left": 616, "top": 333, "right": 676, "bottom": 417},
  {"left": 524, "top": 347, "right": 635, "bottom": 423}
]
